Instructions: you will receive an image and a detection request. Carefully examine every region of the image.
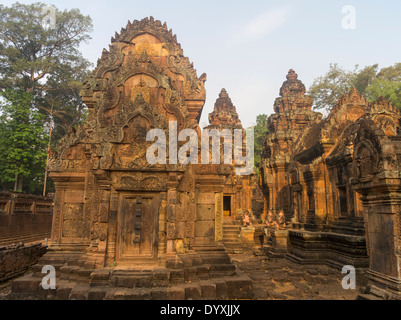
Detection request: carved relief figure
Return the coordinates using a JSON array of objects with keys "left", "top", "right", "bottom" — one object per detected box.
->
[
  {"left": 266, "top": 211, "right": 275, "bottom": 228},
  {"left": 242, "top": 211, "right": 252, "bottom": 227},
  {"left": 275, "top": 210, "right": 286, "bottom": 230}
]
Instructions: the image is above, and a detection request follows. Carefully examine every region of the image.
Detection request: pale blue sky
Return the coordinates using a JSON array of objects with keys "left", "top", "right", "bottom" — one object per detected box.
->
[{"left": 3, "top": 0, "right": 401, "bottom": 127}]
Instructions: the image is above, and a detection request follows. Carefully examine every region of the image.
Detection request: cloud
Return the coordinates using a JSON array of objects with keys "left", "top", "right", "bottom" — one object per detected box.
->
[{"left": 227, "top": 5, "right": 293, "bottom": 46}]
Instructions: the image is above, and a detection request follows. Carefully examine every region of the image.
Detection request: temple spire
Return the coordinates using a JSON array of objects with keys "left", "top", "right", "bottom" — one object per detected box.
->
[{"left": 205, "top": 89, "right": 243, "bottom": 130}]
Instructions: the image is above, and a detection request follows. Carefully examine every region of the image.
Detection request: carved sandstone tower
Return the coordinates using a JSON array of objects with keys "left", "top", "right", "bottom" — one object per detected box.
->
[
  {"left": 48, "top": 17, "right": 207, "bottom": 267},
  {"left": 205, "top": 89, "right": 243, "bottom": 131},
  {"left": 11, "top": 18, "right": 253, "bottom": 300},
  {"left": 260, "top": 70, "right": 322, "bottom": 221},
  {"left": 203, "top": 90, "right": 255, "bottom": 247}
]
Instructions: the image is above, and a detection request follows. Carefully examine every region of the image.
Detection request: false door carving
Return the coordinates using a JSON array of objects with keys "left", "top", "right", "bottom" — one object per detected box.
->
[{"left": 117, "top": 193, "right": 160, "bottom": 263}]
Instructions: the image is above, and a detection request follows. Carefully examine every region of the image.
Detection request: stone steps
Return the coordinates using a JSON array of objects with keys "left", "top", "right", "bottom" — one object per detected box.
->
[
  {"left": 9, "top": 271, "right": 253, "bottom": 300},
  {"left": 222, "top": 225, "right": 242, "bottom": 248},
  {"left": 8, "top": 247, "right": 254, "bottom": 300},
  {"left": 9, "top": 257, "right": 242, "bottom": 300}
]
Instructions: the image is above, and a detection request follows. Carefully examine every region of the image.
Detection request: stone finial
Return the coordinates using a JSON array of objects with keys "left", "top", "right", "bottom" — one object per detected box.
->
[
  {"left": 219, "top": 88, "right": 229, "bottom": 99},
  {"left": 280, "top": 69, "right": 306, "bottom": 97},
  {"left": 286, "top": 69, "right": 299, "bottom": 81}
]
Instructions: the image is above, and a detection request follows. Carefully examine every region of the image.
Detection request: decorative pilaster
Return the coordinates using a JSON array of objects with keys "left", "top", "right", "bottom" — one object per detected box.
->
[{"left": 215, "top": 193, "right": 224, "bottom": 242}]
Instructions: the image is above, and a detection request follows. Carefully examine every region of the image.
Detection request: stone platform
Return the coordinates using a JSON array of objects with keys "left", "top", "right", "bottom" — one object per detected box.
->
[
  {"left": 261, "top": 229, "right": 289, "bottom": 259},
  {"left": 286, "top": 229, "right": 369, "bottom": 286},
  {"left": 286, "top": 230, "right": 369, "bottom": 268},
  {"left": 7, "top": 247, "right": 254, "bottom": 300},
  {"left": 0, "top": 243, "right": 47, "bottom": 283}
]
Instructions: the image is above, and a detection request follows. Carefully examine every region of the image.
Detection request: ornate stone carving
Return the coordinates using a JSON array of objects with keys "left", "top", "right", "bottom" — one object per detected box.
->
[
  {"left": 117, "top": 174, "right": 168, "bottom": 191},
  {"left": 215, "top": 193, "right": 224, "bottom": 242},
  {"left": 279, "top": 69, "right": 307, "bottom": 97},
  {"left": 205, "top": 89, "right": 243, "bottom": 131}
]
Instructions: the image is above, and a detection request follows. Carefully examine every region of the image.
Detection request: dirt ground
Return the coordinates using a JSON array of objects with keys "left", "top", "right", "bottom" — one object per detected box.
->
[{"left": 230, "top": 249, "right": 360, "bottom": 300}]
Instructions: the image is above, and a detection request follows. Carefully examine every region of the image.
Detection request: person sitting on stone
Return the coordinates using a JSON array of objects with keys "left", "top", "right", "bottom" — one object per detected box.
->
[
  {"left": 274, "top": 210, "right": 287, "bottom": 230},
  {"left": 242, "top": 211, "right": 252, "bottom": 227},
  {"left": 265, "top": 211, "right": 275, "bottom": 228}
]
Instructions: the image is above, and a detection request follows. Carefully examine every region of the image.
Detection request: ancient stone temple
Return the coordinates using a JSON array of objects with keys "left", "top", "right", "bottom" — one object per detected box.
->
[
  {"left": 205, "top": 89, "right": 243, "bottom": 132},
  {"left": 10, "top": 17, "right": 253, "bottom": 300},
  {"left": 203, "top": 89, "right": 256, "bottom": 248},
  {"left": 351, "top": 99, "right": 401, "bottom": 299},
  {"left": 260, "top": 69, "right": 401, "bottom": 299},
  {"left": 260, "top": 70, "right": 323, "bottom": 221},
  {"left": 284, "top": 87, "right": 372, "bottom": 273},
  {"left": 204, "top": 89, "right": 253, "bottom": 222}
]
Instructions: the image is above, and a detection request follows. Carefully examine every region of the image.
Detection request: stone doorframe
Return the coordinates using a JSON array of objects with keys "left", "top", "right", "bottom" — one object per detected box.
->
[{"left": 115, "top": 192, "right": 161, "bottom": 265}]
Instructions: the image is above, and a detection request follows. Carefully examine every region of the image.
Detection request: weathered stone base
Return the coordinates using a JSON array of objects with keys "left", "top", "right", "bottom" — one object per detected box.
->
[
  {"left": 222, "top": 224, "right": 263, "bottom": 253},
  {"left": 286, "top": 230, "right": 369, "bottom": 285},
  {"left": 9, "top": 273, "right": 253, "bottom": 301},
  {"left": 261, "top": 229, "right": 289, "bottom": 258},
  {"left": 240, "top": 227, "right": 255, "bottom": 244},
  {"left": 8, "top": 246, "right": 254, "bottom": 300},
  {"left": 0, "top": 243, "right": 47, "bottom": 283},
  {"left": 330, "top": 217, "right": 366, "bottom": 237},
  {"left": 358, "top": 270, "right": 401, "bottom": 300}
]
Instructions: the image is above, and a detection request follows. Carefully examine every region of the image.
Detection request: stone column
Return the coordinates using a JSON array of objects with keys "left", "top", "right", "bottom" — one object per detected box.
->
[
  {"left": 354, "top": 182, "right": 401, "bottom": 299},
  {"left": 303, "top": 170, "right": 317, "bottom": 231},
  {"left": 352, "top": 126, "right": 401, "bottom": 299},
  {"left": 215, "top": 193, "right": 224, "bottom": 242}
]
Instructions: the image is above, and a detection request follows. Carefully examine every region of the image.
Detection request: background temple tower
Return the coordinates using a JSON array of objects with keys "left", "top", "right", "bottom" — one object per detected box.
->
[
  {"left": 260, "top": 70, "right": 322, "bottom": 220},
  {"left": 202, "top": 89, "right": 255, "bottom": 248},
  {"left": 205, "top": 89, "right": 243, "bottom": 131}
]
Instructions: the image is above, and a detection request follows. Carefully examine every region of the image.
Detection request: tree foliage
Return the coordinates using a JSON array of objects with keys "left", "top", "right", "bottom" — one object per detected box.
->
[
  {"left": 0, "top": 2, "right": 93, "bottom": 193},
  {"left": 308, "top": 64, "right": 357, "bottom": 112},
  {"left": 366, "top": 63, "right": 401, "bottom": 109},
  {"left": 0, "top": 2, "right": 92, "bottom": 92},
  {"left": 0, "top": 2, "right": 93, "bottom": 140},
  {"left": 251, "top": 114, "right": 269, "bottom": 175},
  {"left": 0, "top": 90, "right": 48, "bottom": 193},
  {"left": 309, "top": 63, "right": 401, "bottom": 112}
]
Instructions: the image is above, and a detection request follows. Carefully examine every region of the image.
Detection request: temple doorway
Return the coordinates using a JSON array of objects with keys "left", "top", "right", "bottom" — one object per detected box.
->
[
  {"left": 224, "top": 196, "right": 232, "bottom": 217},
  {"left": 338, "top": 187, "right": 348, "bottom": 217},
  {"left": 117, "top": 193, "right": 160, "bottom": 264}
]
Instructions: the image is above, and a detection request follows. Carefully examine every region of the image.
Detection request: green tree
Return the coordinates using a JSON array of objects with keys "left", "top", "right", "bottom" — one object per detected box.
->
[
  {"left": 309, "top": 63, "right": 401, "bottom": 112},
  {"left": 366, "top": 63, "right": 401, "bottom": 108},
  {"left": 0, "top": 2, "right": 92, "bottom": 92},
  {"left": 308, "top": 63, "right": 356, "bottom": 112},
  {"left": 251, "top": 114, "right": 269, "bottom": 175},
  {"left": 0, "top": 89, "right": 48, "bottom": 193},
  {"left": 0, "top": 2, "right": 93, "bottom": 140},
  {"left": 352, "top": 64, "right": 379, "bottom": 95},
  {"left": 0, "top": 2, "right": 93, "bottom": 193},
  {"left": 40, "top": 63, "right": 92, "bottom": 142}
]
